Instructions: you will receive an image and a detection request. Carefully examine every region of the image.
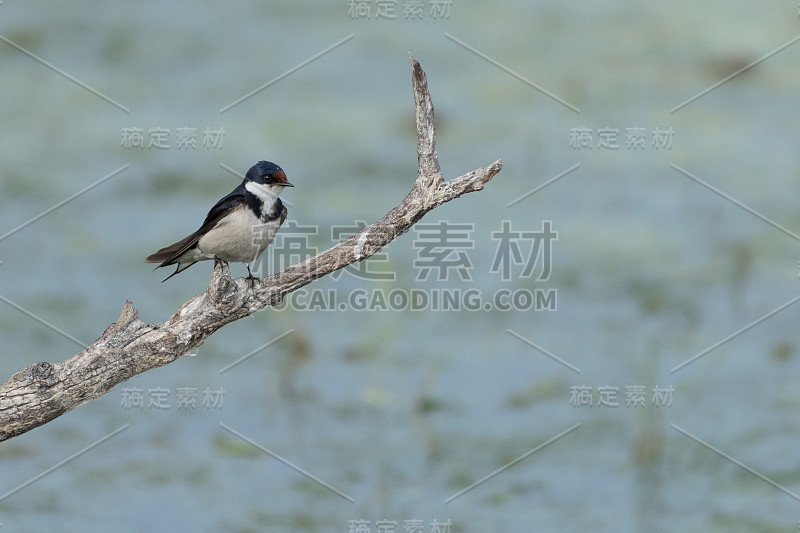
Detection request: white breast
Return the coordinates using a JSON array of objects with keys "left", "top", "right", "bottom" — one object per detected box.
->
[{"left": 197, "top": 206, "right": 281, "bottom": 264}]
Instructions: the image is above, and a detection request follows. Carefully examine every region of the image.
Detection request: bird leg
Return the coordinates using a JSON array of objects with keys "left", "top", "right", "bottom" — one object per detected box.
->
[{"left": 245, "top": 263, "right": 258, "bottom": 286}]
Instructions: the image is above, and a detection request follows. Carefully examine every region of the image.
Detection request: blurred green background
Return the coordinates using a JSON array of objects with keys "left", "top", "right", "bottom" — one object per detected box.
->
[{"left": 2, "top": 1, "right": 800, "bottom": 531}]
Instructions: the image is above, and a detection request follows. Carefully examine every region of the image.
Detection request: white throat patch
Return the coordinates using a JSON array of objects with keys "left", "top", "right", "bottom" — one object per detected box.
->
[{"left": 245, "top": 180, "right": 280, "bottom": 203}]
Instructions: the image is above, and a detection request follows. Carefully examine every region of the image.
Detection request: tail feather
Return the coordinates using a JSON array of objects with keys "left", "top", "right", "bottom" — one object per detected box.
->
[
  {"left": 145, "top": 231, "right": 201, "bottom": 267},
  {"left": 159, "top": 261, "right": 197, "bottom": 282}
]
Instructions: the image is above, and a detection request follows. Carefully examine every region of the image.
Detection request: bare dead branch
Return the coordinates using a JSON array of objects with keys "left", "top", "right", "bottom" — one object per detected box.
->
[{"left": 0, "top": 56, "right": 502, "bottom": 442}]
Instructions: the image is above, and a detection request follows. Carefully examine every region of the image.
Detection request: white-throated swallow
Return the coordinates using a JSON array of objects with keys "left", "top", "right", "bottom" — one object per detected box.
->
[{"left": 146, "top": 160, "right": 293, "bottom": 282}]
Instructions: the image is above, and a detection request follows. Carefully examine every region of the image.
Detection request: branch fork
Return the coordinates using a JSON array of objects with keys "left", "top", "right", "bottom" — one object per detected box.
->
[{"left": 0, "top": 56, "right": 502, "bottom": 442}]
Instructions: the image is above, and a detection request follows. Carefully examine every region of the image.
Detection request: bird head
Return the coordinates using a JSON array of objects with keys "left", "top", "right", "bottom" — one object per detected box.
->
[{"left": 244, "top": 160, "right": 294, "bottom": 197}]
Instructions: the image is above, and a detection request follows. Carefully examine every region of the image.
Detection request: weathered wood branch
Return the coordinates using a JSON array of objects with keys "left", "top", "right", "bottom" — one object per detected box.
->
[{"left": 0, "top": 56, "right": 502, "bottom": 442}]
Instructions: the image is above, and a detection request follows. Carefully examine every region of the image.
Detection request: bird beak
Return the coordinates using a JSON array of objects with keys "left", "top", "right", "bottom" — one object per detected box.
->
[{"left": 281, "top": 182, "right": 294, "bottom": 187}]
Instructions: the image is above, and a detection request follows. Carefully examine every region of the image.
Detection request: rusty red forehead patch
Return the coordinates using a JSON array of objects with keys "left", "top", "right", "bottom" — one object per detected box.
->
[{"left": 272, "top": 169, "right": 288, "bottom": 183}]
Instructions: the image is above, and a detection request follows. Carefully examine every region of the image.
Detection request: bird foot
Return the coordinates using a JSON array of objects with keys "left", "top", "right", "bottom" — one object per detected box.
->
[{"left": 212, "top": 257, "right": 231, "bottom": 278}]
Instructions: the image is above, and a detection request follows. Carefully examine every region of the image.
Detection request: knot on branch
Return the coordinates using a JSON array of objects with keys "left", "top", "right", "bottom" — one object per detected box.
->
[
  {"left": 207, "top": 259, "right": 240, "bottom": 309},
  {"left": 7, "top": 361, "right": 56, "bottom": 390},
  {"left": 33, "top": 361, "right": 55, "bottom": 387}
]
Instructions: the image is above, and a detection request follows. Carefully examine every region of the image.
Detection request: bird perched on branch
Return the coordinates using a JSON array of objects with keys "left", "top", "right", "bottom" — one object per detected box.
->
[{"left": 145, "top": 160, "right": 293, "bottom": 282}]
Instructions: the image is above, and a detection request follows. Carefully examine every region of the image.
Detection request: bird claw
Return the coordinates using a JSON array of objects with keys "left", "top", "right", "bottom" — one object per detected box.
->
[{"left": 213, "top": 257, "right": 231, "bottom": 277}]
